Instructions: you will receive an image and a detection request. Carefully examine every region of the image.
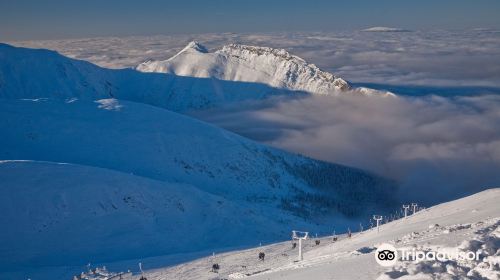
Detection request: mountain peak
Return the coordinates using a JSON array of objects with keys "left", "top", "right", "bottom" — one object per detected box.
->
[
  {"left": 138, "top": 42, "right": 392, "bottom": 96},
  {"left": 219, "top": 44, "right": 300, "bottom": 62},
  {"left": 180, "top": 41, "right": 209, "bottom": 53},
  {"left": 361, "top": 26, "right": 411, "bottom": 32},
  {"left": 216, "top": 43, "right": 351, "bottom": 92}
]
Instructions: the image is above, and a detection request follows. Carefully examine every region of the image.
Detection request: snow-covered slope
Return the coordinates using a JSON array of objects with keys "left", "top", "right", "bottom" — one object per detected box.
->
[
  {"left": 0, "top": 98, "right": 395, "bottom": 208},
  {"left": 0, "top": 160, "right": 273, "bottom": 271},
  {"left": 0, "top": 160, "right": 320, "bottom": 279},
  {"left": 0, "top": 43, "right": 294, "bottom": 111},
  {"left": 115, "top": 188, "right": 500, "bottom": 280},
  {"left": 137, "top": 41, "right": 352, "bottom": 95},
  {"left": 0, "top": 98, "right": 397, "bottom": 279}
]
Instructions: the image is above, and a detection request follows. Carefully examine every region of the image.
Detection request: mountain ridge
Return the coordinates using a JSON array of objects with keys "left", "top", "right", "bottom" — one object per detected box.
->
[
  {"left": 137, "top": 41, "right": 352, "bottom": 95},
  {"left": 0, "top": 43, "right": 393, "bottom": 113}
]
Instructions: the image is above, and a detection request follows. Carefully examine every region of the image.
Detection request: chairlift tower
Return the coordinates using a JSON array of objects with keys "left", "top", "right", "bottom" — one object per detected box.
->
[
  {"left": 292, "top": 230, "right": 309, "bottom": 261},
  {"left": 411, "top": 203, "right": 418, "bottom": 215},
  {"left": 139, "top": 262, "right": 146, "bottom": 280},
  {"left": 373, "top": 215, "right": 383, "bottom": 233},
  {"left": 402, "top": 204, "right": 410, "bottom": 218}
]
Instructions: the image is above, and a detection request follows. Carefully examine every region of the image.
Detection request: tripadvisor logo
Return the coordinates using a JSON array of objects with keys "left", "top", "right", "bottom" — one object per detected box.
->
[
  {"left": 374, "top": 243, "right": 480, "bottom": 267},
  {"left": 375, "top": 243, "right": 398, "bottom": 267}
]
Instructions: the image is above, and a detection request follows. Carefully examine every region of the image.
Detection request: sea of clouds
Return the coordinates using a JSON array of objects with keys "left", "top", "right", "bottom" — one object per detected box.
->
[
  {"left": 9, "top": 29, "right": 500, "bottom": 88},
  {"left": 192, "top": 93, "right": 500, "bottom": 204},
  {"left": 8, "top": 29, "right": 500, "bottom": 204}
]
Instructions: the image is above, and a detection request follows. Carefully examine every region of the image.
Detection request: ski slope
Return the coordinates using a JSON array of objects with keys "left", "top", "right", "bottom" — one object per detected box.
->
[{"left": 115, "top": 188, "right": 500, "bottom": 280}]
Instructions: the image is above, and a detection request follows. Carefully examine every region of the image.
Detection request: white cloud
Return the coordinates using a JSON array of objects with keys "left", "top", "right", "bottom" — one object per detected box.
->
[{"left": 191, "top": 93, "right": 500, "bottom": 204}]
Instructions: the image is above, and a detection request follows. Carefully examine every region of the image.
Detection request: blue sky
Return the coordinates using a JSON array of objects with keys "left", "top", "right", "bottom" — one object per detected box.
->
[{"left": 1, "top": 0, "right": 500, "bottom": 40}]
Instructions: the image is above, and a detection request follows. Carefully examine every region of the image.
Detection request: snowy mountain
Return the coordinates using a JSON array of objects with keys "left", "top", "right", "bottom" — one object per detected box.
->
[
  {"left": 0, "top": 43, "right": 399, "bottom": 279},
  {"left": 0, "top": 43, "right": 392, "bottom": 114},
  {"left": 0, "top": 43, "right": 288, "bottom": 111},
  {"left": 361, "top": 27, "right": 411, "bottom": 32},
  {"left": 137, "top": 41, "right": 395, "bottom": 97},
  {"left": 105, "top": 188, "right": 500, "bottom": 280},
  {"left": 0, "top": 98, "right": 397, "bottom": 279},
  {"left": 136, "top": 41, "right": 351, "bottom": 95}
]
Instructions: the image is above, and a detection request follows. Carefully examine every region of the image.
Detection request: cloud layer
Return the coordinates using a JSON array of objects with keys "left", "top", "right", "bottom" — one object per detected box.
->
[
  {"left": 192, "top": 93, "right": 500, "bottom": 204},
  {"left": 8, "top": 29, "right": 500, "bottom": 87}
]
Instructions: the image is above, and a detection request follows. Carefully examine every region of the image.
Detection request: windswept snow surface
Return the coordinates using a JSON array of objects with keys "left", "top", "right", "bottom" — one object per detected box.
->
[
  {"left": 0, "top": 98, "right": 396, "bottom": 279},
  {"left": 107, "top": 188, "right": 500, "bottom": 280}
]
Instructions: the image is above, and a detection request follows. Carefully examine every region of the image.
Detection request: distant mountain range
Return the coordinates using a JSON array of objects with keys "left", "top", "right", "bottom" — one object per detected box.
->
[{"left": 0, "top": 43, "right": 393, "bottom": 112}]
